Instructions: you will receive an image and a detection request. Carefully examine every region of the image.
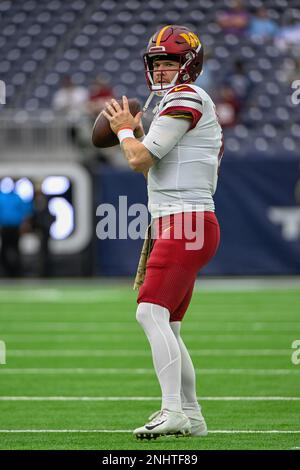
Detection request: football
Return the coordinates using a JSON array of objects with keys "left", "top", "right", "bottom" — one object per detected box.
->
[{"left": 92, "top": 98, "right": 141, "bottom": 148}]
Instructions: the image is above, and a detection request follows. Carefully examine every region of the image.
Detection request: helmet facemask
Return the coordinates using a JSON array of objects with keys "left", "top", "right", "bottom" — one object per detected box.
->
[
  {"left": 143, "top": 54, "right": 179, "bottom": 95},
  {"left": 144, "top": 47, "right": 201, "bottom": 96},
  {"left": 142, "top": 26, "right": 203, "bottom": 110}
]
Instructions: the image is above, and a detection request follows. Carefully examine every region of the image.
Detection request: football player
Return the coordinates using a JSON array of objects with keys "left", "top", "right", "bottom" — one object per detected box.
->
[{"left": 103, "top": 25, "right": 223, "bottom": 440}]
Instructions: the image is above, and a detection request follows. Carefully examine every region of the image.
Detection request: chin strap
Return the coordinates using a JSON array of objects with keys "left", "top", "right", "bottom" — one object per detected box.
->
[{"left": 142, "top": 92, "right": 155, "bottom": 112}]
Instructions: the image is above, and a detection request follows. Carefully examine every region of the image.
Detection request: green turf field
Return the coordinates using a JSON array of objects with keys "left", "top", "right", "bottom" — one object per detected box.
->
[{"left": 0, "top": 284, "right": 299, "bottom": 450}]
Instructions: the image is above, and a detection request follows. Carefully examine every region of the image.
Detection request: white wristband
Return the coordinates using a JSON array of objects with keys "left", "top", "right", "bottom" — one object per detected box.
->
[{"left": 117, "top": 128, "right": 134, "bottom": 144}]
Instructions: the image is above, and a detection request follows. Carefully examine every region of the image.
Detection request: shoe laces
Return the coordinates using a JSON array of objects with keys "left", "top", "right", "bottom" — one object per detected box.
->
[
  {"left": 148, "top": 409, "right": 169, "bottom": 426},
  {"left": 148, "top": 410, "right": 161, "bottom": 421}
]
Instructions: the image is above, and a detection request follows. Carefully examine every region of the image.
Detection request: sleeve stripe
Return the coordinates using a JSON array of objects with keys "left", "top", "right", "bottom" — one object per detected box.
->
[
  {"left": 165, "top": 114, "right": 193, "bottom": 119},
  {"left": 159, "top": 105, "right": 202, "bottom": 129},
  {"left": 164, "top": 96, "right": 203, "bottom": 106},
  {"left": 162, "top": 98, "right": 202, "bottom": 114}
]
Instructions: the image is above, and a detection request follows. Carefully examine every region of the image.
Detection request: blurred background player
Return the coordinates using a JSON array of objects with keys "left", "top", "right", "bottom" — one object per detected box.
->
[
  {"left": 0, "top": 177, "right": 28, "bottom": 277},
  {"left": 103, "top": 25, "right": 223, "bottom": 439},
  {"left": 52, "top": 76, "right": 88, "bottom": 145},
  {"left": 29, "top": 182, "right": 55, "bottom": 277}
]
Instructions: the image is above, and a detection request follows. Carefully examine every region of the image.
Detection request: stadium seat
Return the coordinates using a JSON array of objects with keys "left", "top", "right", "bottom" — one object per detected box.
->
[{"left": 0, "top": 0, "right": 298, "bottom": 157}]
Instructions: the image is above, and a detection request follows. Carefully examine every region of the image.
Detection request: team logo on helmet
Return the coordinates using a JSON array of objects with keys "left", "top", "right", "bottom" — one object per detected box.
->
[
  {"left": 143, "top": 25, "right": 204, "bottom": 96},
  {"left": 179, "top": 32, "right": 201, "bottom": 48}
]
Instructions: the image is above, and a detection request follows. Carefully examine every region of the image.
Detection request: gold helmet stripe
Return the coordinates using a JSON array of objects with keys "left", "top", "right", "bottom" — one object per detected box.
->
[
  {"left": 179, "top": 32, "right": 200, "bottom": 48},
  {"left": 156, "top": 25, "right": 172, "bottom": 46},
  {"left": 179, "top": 33, "right": 192, "bottom": 46},
  {"left": 190, "top": 32, "right": 201, "bottom": 47}
]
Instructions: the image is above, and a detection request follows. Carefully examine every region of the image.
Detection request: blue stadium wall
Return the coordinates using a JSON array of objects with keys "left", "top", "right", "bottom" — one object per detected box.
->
[{"left": 93, "top": 155, "right": 300, "bottom": 276}]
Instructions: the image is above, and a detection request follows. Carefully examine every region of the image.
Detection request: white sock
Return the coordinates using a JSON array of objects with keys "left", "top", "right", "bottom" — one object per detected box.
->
[
  {"left": 170, "top": 321, "right": 201, "bottom": 416},
  {"left": 136, "top": 302, "right": 182, "bottom": 412}
]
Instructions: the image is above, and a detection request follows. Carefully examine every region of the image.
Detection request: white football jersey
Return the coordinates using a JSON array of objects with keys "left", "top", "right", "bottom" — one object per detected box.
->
[{"left": 142, "top": 84, "right": 224, "bottom": 219}]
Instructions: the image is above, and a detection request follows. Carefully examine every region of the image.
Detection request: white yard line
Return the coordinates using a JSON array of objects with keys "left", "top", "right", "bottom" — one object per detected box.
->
[
  {"left": 1, "top": 334, "right": 292, "bottom": 342},
  {"left": 0, "top": 396, "right": 299, "bottom": 401},
  {"left": 0, "top": 290, "right": 125, "bottom": 303},
  {"left": 1, "top": 321, "right": 299, "bottom": 332},
  {"left": 0, "top": 429, "right": 299, "bottom": 434},
  {"left": 6, "top": 349, "right": 292, "bottom": 357},
  {"left": 0, "top": 368, "right": 299, "bottom": 375},
  {"left": 0, "top": 277, "right": 299, "bottom": 295},
  {"left": 194, "top": 278, "right": 300, "bottom": 291}
]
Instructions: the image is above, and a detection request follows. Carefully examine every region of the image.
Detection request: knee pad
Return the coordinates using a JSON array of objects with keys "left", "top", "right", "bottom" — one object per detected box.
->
[
  {"left": 136, "top": 302, "right": 151, "bottom": 327},
  {"left": 170, "top": 321, "right": 181, "bottom": 338},
  {"left": 136, "top": 302, "right": 170, "bottom": 328}
]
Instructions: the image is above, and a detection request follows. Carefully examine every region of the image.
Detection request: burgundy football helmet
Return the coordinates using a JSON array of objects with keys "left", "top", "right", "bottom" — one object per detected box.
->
[{"left": 143, "top": 25, "right": 204, "bottom": 95}]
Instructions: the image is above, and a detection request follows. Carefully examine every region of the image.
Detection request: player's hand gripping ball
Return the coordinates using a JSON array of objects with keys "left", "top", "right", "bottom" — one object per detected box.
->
[{"left": 92, "top": 97, "right": 142, "bottom": 148}]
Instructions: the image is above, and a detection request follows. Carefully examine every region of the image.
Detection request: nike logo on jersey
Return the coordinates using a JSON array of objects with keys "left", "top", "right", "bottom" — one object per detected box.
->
[
  {"left": 174, "top": 86, "right": 187, "bottom": 92},
  {"left": 145, "top": 420, "right": 167, "bottom": 430},
  {"left": 169, "top": 85, "right": 197, "bottom": 94},
  {"left": 153, "top": 141, "right": 161, "bottom": 146}
]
